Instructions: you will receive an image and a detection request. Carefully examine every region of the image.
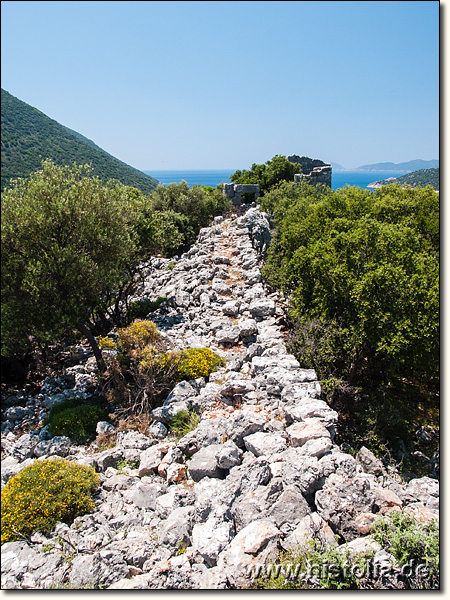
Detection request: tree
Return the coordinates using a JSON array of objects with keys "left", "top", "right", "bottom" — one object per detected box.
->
[
  {"left": 230, "top": 155, "right": 299, "bottom": 195},
  {"left": 147, "top": 180, "right": 230, "bottom": 249},
  {"left": 2, "top": 162, "right": 233, "bottom": 373},
  {"left": 1, "top": 160, "right": 145, "bottom": 370}
]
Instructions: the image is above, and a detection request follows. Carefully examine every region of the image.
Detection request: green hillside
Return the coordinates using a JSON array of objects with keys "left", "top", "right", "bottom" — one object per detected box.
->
[
  {"left": 393, "top": 168, "right": 439, "bottom": 191},
  {"left": 1, "top": 89, "right": 159, "bottom": 193}
]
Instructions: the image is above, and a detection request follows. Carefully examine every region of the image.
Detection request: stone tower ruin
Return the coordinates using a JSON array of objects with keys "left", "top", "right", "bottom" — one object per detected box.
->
[{"left": 287, "top": 155, "right": 332, "bottom": 187}]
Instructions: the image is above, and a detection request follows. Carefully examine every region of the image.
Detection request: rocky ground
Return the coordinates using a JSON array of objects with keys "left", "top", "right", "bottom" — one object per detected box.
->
[{"left": 1, "top": 206, "right": 439, "bottom": 589}]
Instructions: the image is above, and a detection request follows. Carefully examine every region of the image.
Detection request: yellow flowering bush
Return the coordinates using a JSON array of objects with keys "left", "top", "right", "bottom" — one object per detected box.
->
[
  {"left": 1, "top": 459, "right": 99, "bottom": 544},
  {"left": 103, "top": 316, "right": 225, "bottom": 417},
  {"left": 175, "top": 348, "right": 225, "bottom": 381},
  {"left": 117, "top": 319, "right": 160, "bottom": 351},
  {"left": 97, "top": 335, "right": 117, "bottom": 350}
]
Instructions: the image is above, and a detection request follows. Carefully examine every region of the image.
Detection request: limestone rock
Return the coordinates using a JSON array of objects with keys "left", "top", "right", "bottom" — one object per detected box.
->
[{"left": 188, "top": 445, "right": 227, "bottom": 482}]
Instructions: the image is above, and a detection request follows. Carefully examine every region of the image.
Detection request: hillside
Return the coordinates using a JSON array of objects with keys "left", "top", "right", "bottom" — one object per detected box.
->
[
  {"left": 1, "top": 207, "right": 439, "bottom": 589},
  {"left": 393, "top": 168, "right": 439, "bottom": 190},
  {"left": 1, "top": 89, "right": 159, "bottom": 193},
  {"left": 354, "top": 159, "right": 439, "bottom": 171},
  {"left": 367, "top": 168, "right": 439, "bottom": 190}
]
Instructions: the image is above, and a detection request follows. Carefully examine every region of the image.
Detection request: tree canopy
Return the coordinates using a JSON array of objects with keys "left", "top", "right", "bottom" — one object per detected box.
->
[
  {"left": 230, "top": 155, "right": 299, "bottom": 195},
  {"left": 1, "top": 161, "right": 231, "bottom": 367},
  {"left": 261, "top": 181, "right": 439, "bottom": 387}
]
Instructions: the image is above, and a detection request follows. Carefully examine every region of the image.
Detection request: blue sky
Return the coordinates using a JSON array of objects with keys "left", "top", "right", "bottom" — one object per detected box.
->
[{"left": 1, "top": 1, "right": 440, "bottom": 170}]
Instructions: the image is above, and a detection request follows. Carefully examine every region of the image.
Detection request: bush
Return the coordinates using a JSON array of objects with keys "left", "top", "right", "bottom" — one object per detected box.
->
[
  {"left": 46, "top": 397, "right": 108, "bottom": 442},
  {"left": 103, "top": 344, "right": 225, "bottom": 419},
  {"left": 371, "top": 512, "right": 439, "bottom": 589},
  {"left": 169, "top": 409, "right": 200, "bottom": 438},
  {"left": 128, "top": 297, "right": 167, "bottom": 321},
  {"left": 117, "top": 319, "right": 161, "bottom": 351},
  {"left": 1, "top": 160, "right": 143, "bottom": 364},
  {"left": 97, "top": 335, "right": 118, "bottom": 350},
  {"left": 174, "top": 348, "right": 225, "bottom": 381},
  {"left": 253, "top": 540, "right": 375, "bottom": 590},
  {"left": 262, "top": 182, "right": 439, "bottom": 385},
  {"left": 1, "top": 458, "right": 99, "bottom": 543}
]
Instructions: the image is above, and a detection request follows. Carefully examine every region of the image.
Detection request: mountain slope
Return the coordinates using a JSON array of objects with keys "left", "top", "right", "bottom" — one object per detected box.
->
[
  {"left": 354, "top": 159, "right": 439, "bottom": 172},
  {"left": 368, "top": 168, "right": 439, "bottom": 191},
  {"left": 1, "top": 89, "right": 159, "bottom": 193}
]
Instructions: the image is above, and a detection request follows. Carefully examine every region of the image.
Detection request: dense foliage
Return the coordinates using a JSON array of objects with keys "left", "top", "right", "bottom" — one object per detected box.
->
[
  {"left": 1, "top": 161, "right": 143, "bottom": 365},
  {"left": 261, "top": 181, "right": 439, "bottom": 387},
  {"left": 230, "top": 155, "right": 299, "bottom": 195},
  {"left": 147, "top": 180, "right": 231, "bottom": 249},
  {"left": 1, "top": 88, "right": 158, "bottom": 193},
  {"left": 261, "top": 181, "right": 439, "bottom": 462},
  {"left": 45, "top": 397, "right": 109, "bottom": 442},
  {"left": 1, "top": 459, "right": 99, "bottom": 544},
  {"left": 1, "top": 162, "right": 231, "bottom": 369},
  {"left": 371, "top": 512, "right": 439, "bottom": 588}
]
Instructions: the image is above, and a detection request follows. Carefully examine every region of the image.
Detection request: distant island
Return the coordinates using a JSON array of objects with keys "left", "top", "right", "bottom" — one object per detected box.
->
[
  {"left": 367, "top": 168, "right": 439, "bottom": 191},
  {"left": 353, "top": 159, "right": 439, "bottom": 172},
  {"left": 1, "top": 89, "right": 159, "bottom": 193}
]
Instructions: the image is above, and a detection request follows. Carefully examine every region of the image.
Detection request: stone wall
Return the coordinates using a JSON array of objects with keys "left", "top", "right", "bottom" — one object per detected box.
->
[
  {"left": 288, "top": 154, "right": 332, "bottom": 188},
  {"left": 223, "top": 183, "right": 260, "bottom": 207},
  {"left": 1, "top": 206, "right": 439, "bottom": 590}
]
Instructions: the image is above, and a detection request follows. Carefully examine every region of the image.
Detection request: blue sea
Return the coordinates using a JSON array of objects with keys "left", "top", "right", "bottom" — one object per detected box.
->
[{"left": 144, "top": 169, "right": 410, "bottom": 190}]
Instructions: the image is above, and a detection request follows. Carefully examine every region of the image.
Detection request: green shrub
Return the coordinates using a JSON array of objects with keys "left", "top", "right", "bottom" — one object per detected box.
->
[
  {"left": 46, "top": 397, "right": 108, "bottom": 442},
  {"left": 128, "top": 297, "right": 167, "bottom": 321},
  {"left": 174, "top": 348, "right": 225, "bottom": 381},
  {"left": 371, "top": 512, "right": 439, "bottom": 589},
  {"left": 253, "top": 540, "right": 374, "bottom": 590},
  {"left": 1, "top": 458, "right": 99, "bottom": 543},
  {"left": 169, "top": 409, "right": 200, "bottom": 438}
]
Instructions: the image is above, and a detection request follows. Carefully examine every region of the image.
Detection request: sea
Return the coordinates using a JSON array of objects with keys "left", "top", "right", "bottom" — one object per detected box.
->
[{"left": 144, "top": 169, "right": 410, "bottom": 190}]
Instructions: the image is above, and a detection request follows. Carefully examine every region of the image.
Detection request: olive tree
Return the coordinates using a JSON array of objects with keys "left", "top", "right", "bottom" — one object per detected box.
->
[{"left": 1, "top": 160, "right": 146, "bottom": 370}]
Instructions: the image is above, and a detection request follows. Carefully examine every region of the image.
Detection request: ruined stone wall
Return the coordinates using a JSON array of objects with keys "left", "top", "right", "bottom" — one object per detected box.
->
[
  {"left": 288, "top": 155, "right": 332, "bottom": 188},
  {"left": 223, "top": 183, "right": 260, "bottom": 207}
]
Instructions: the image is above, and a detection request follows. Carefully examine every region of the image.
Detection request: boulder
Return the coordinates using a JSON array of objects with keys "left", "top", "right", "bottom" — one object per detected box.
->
[
  {"left": 283, "top": 398, "right": 338, "bottom": 427},
  {"left": 192, "top": 516, "right": 235, "bottom": 566},
  {"left": 228, "top": 410, "right": 267, "bottom": 448},
  {"left": 264, "top": 485, "right": 311, "bottom": 531},
  {"left": 188, "top": 445, "right": 228, "bottom": 482},
  {"left": 117, "top": 430, "right": 154, "bottom": 451},
  {"left": 282, "top": 512, "right": 338, "bottom": 550},
  {"left": 138, "top": 444, "right": 167, "bottom": 476},
  {"left": 11, "top": 433, "right": 40, "bottom": 461},
  {"left": 158, "top": 506, "right": 194, "bottom": 550},
  {"left": 216, "top": 440, "right": 243, "bottom": 469},
  {"left": 96, "top": 421, "right": 115, "bottom": 435},
  {"left": 69, "top": 551, "right": 129, "bottom": 588},
  {"left": 315, "top": 473, "right": 377, "bottom": 541},
  {"left": 249, "top": 299, "right": 276, "bottom": 318},
  {"left": 287, "top": 420, "right": 331, "bottom": 447},
  {"left": 356, "top": 446, "right": 385, "bottom": 476},
  {"left": 243, "top": 431, "right": 287, "bottom": 457},
  {"left": 131, "top": 482, "right": 168, "bottom": 510},
  {"left": 33, "top": 436, "right": 72, "bottom": 458}
]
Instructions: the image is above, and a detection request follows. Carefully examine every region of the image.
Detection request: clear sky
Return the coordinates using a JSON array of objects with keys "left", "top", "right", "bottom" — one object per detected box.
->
[{"left": 1, "top": 0, "right": 440, "bottom": 170}]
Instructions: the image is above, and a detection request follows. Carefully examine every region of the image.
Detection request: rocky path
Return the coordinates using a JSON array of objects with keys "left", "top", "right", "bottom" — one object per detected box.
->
[{"left": 1, "top": 206, "right": 439, "bottom": 589}]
